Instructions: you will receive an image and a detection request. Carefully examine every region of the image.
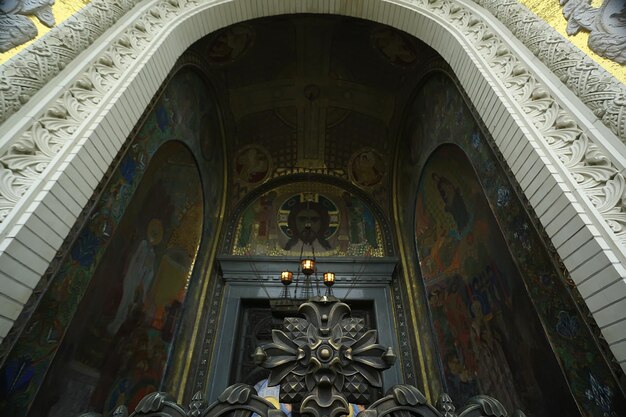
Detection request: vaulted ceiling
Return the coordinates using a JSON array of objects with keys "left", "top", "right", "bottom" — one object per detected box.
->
[{"left": 189, "top": 15, "right": 440, "bottom": 213}]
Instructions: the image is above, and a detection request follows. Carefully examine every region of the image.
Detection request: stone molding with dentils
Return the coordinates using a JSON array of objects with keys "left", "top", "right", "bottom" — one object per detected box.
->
[
  {"left": 473, "top": 0, "right": 626, "bottom": 146},
  {"left": 0, "top": 0, "right": 626, "bottom": 369},
  {"left": 0, "top": 0, "right": 624, "bottom": 142},
  {"left": 0, "top": 0, "right": 183, "bottom": 224},
  {"left": 0, "top": 0, "right": 143, "bottom": 124},
  {"left": 3, "top": 0, "right": 623, "bottom": 253}
]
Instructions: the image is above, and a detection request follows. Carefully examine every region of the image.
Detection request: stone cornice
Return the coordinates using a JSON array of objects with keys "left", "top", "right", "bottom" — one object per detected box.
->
[
  {"left": 0, "top": 1, "right": 624, "bottom": 141},
  {"left": 473, "top": 0, "right": 626, "bottom": 143}
]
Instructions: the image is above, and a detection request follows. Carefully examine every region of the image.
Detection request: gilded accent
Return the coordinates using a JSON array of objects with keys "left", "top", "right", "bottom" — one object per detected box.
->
[
  {"left": 392, "top": 149, "right": 432, "bottom": 403},
  {"left": 178, "top": 110, "right": 230, "bottom": 402},
  {"left": 0, "top": 0, "right": 91, "bottom": 65},
  {"left": 519, "top": 0, "right": 626, "bottom": 85}
]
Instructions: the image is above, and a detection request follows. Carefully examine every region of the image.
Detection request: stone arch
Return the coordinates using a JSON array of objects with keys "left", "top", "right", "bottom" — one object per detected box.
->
[{"left": 0, "top": 0, "right": 624, "bottom": 377}]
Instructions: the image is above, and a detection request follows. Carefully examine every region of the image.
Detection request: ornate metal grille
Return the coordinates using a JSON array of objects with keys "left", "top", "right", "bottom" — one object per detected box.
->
[{"left": 79, "top": 296, "right": 526, "bottom": 417}]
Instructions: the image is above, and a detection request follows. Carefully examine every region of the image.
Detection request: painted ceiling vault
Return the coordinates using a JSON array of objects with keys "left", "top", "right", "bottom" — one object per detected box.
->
[{"left": 189, "top": 16, "right": 439, "bottom": 215}]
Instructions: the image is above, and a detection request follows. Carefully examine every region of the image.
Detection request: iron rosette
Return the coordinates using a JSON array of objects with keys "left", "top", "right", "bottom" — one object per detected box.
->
[{"left": 254, "top": 296, "right": 396, "bottom": 417}]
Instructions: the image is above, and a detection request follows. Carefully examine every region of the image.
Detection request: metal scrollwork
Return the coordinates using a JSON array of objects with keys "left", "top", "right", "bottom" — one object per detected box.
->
[
  {"left": 254, "top": 296, "right": 396, "bottom": 417},
  {"left": 78, "top": 386, "right": 285, "bottom": 417},
  {"left": 79, "top": 297, "right": 525, "bottom": 417}
]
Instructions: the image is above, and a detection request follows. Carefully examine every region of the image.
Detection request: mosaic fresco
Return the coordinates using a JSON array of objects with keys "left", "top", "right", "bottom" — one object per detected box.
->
[
  {"left": 370, "top": 26, "right": 418, "bottom": 67},
  {"left": 234, "top": 145, "right": 272, "bottom": 186},
  {"left": 35, "top": 143, "right": 202, "bottom": 417},
  {"left": 349, "top": 148, "right": 386, "bottom": 188},
  {"left": 398, "top": 72, "right": 626, "bottom": 417},
  {"left": 206, "top": 24, "right": 255, "bottom": 65},
  {"left": 232, "top": 183, "right": 384, "bottom": 257},
  {"left": 0, "top": 67, "right": 224, "bottom": 417},
  {"left": 416, "top": 146, "right": 578, "bottom": 416}
]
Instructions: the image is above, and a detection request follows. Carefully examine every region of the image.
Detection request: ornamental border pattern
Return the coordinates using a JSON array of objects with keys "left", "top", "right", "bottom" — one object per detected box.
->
[
  {"left": 473, "top": 0, "right": 626, "bottom": 145},
  {"left": 3, "top": 0, "right": 622, "bottom": 257},
  {"left": 0, "top": 0, "right": 625, "bottom": 370},
  {"left": 0, "top": 0, "right": 143, "bottom": 124},
  {"left": 0, "top": 0, "right": 620, "bottom": 254},
  {"left": 0, "top": 1, "right": 623, "bottom": 139}
]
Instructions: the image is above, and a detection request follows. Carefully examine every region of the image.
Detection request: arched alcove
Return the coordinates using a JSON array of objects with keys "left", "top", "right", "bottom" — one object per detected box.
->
[
  {"left": 0, "top": 3, "right": 625, "bottom": 417},
  {"left": 31, "top": 141, "right": 203, "bottom": 417},
  {"left": 396, "top": 72, "right": 626, "bottom": 417},
  {"left": 415, "top": 144, "right": 577, "bottom": 416},
  {"left": 0, "top": 64, "right": 227, "bottom": 417}
]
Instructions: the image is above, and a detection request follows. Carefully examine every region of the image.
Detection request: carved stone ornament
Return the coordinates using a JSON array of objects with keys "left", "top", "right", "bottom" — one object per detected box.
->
[
  {"left": 560, "top": 0, "right": 626, "bottom": 64},
  {"left": 473, "top": 0, "right": 626, "bottom": 142},
  {"left": 0, "top": 0, "right": 56, "bottom": 53},
  {"left": 78, "top": 297, "right": 527, "bottom": 417},
  {"left": 1, "top": 0, "right": 620, "bottom": 256},
  {"left": 0, "top": 0, "right": 142, "bottom": 123}
]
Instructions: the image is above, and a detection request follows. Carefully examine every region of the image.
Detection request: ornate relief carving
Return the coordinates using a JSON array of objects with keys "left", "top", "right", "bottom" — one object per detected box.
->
[
  {"left": 0, "top": 0, "right": 625, "bottom": 263},
  {"left": 560, "top": 0, "right": 626, "bottom": 64},
  {"left": 0, "top": 0, "right": 195, "bottom": 224},
  {"left": 451, "top": 0, "right": 626, "bottom": 247},
  {"left": 0, "top": 0, "right": 55, "bottom": 53},
  {"left": 0, "top": 0, "right": 142, "bottom": 123},
  {"left": 473, "top": 0, "right": 626, "bottom": 144},
  {"left": 0, "top": 0, "right": 624, "bottom": 141}
]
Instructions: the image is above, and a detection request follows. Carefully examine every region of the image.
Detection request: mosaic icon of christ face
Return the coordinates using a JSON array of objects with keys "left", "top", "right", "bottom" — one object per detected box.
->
[{"left": 278, "top": 193, "right": 339, "bottom": 251}]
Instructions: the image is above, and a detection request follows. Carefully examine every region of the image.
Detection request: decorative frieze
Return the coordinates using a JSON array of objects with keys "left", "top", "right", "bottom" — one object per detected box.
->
[{"left": 473, "top": 0, "right": 626, "bottom": 143}]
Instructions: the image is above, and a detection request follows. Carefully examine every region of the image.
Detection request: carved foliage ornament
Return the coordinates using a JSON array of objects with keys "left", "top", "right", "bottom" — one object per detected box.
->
[
  {"left": 0, "top": 0, "right": 190, "bottom": 224},
  {"left": 1, "top": 0, "right": 626, "bottom": 262},
  {"left": 423, "top": 0, "right": 626, "bottom": 249},
  {"left": 0, "top": 0, "right": 142, "bottom": 123},
  {"left": 473, "top": 0, "right": 626, "bottom": 144},
  {"left": 78, "top": 298, "right": 527, "bottom": 417}
]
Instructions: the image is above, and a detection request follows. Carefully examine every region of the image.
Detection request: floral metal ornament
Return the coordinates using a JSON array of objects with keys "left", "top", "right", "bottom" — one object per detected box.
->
[
  {"left": 77, "top": 297, "right": 528, "bottom": 417},
  {"left": 253, "top": 296, "right": 396, "bottom": 417}
]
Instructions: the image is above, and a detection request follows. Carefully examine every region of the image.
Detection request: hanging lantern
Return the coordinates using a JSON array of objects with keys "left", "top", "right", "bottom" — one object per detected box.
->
[
  {"left": 301, "top": 259, "right": 316, "bottom": 276},
  {"left": 323, "top": 272, "right": 335, "bottom": 287},
  {"left": 281, "top": 271, "right": 293, "bottom": 285}
]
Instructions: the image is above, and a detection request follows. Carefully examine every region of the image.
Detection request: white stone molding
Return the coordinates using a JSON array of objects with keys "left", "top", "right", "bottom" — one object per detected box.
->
[
  {"left": 0, "top": 0, "right": 625, "bottom": 369},
  {"left": 0, "top": 0, "right": 143, "bottom": 124},
  {"left": 473, "top": 0, "right": 626, "bottom": 146},
  {"left": 1, "top": 0, "right": 625, "bottom": 142}
]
